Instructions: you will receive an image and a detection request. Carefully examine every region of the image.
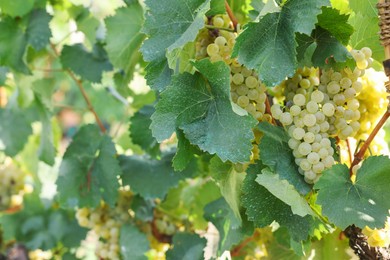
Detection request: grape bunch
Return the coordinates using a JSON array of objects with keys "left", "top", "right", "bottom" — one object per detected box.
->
[
  {"left": 0, "top": 162, "right": 30, "bottom": 211},
  {"left": 271, "top": 67, "right": 335, "bottom": 183},
  {"left": 154, "top": 215, "right": 177, "bottom": 236},
  {"left": 76, "top": 188, "right": 132, "bottom": 260}
]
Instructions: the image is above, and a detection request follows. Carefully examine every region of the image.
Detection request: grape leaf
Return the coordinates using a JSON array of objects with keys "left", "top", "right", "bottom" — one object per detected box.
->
[
  {"left": 131, "top": 195, "right": 155, "bottom": 222},
  {"left": 56, "top": 125, "right": 121, "bottom": 208},
  {"left": 0, "top": 18, "right": 29, "bottom": 73},
  {"left": 140, "top": 0, "right": 210, "bottom": 62},
  {"left": 145, "top": 58, "right": 173, "bottom": 92},
  {"left": 74, "top": 8, "right": 99, "bottom": 45},
  {"left": 209, "top": 156, "right": 245, "bottom": 222},
  {"left": 119, "top": 152, "right": 196, "bottom": 199},
  {"left": 349, "top": 13, "right": 384, "bottom": 62},
  {"left": 297, "top": 27, "right": 351, "bottom": 67},
  {"left": 60, "top": 44, "right": 113, "bottom": 83},
  {"left": 0, "top": 0, "right": 34, "bottom": 17},
  {"left": 26, "top": 9, "right": 52, "bottom": 51},
  {"left": 256, "top": 168, "right": 314, "bottom": 217},
  {"left": 129, "top": 105, "right": 160, "bottom": 157},
  {"left": 105, "top": 3, "right": 144, "bottom": 83},
  {"left": 151, "top": 59, "right": 257, "bottom": 163},
  {"left": 258, "top": 122, "right": 311, "bottom": 195},
  {"left": 166, "top": 233, "right": 207, "bottom": 260},
  {"left": 242, "top": 163, "right": 314, "bottom": 241},
  {"left": 316, "top": 7, "right": 353, "bottom": 45},
  {"left": 173, "top": 130, "right": 200, "bottom": 171},
  {"left": 314, "top": 156, "right": 390, "bottom": 229},
  {"left": 349, "top": 0, "right": 377, "bottom": 18},
  {"left": 204, "top": 198, "right": 245, "bottom": 254},
  {"left": 0, "top": 107, "right": 32, "bottom": 156},
  {"left": 207, "top": 0, "right": 225, "bottom": 16},
  {"left": 120, "top": 224, "right": 150, "bottom": 260},
  {"left": 233, "top": 0, "right": 329, "bottom": 86}
]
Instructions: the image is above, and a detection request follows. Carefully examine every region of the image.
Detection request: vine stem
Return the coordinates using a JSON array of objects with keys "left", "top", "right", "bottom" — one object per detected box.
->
[
  {"left": 349, "top": 110, "right": 390, "bottom": 175},
  {"left": 225, "top": 1, "right": 238, "bottom": 31},
  {"left": 346, "top": 138, "right": 353, "bottom": 166},
  {"left": 50, "top": 43, "right": 107, "bottom": 134}
]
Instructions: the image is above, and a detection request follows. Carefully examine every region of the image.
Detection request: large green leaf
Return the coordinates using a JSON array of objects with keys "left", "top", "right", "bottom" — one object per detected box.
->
[
  {"left": 315, "top": 156, "right": 390, "bottom": 229},
  {"left": 105, "top": 3, "right": 144, "bottom": 83},
  {"left": 296, "top": 27, "right": 351, "bottom": 67},
  {"left": 145, "top": 58, "right": 173, "bottom": 92},
  {"left": 120, "top": 225, "right": 150, "bottom": 260},
  {"left": 0, "top": 18, "right": 29, "bottom": 73},
  {"left": 56, "top": 125, "right": 121, "bottom": 208},
  {"left": 60, "top": 44, "right": 113, "bottom": 83},
  {"left": 209, "top": 156, "right": 245, "bottom": 221},
  {"left": 172, "top": 130, "right": 200, "bottom": 171},
  {"left": 256, "top": 168, "right": 313, "bottom": 217},
  {"left": 151, "top": 59, "right": 257, "bottom": 163},
  {"left": 119, "top": 152, "right": 196, "bottom": 199},
  {"left": 140, "top": 0, "right": 210, "bottom": 62},
  {"left": 258, "top": 123, "right": 311, "bottom": 195},
  {"left": 242, "top": 163, "right": 314, "bottom": 241},
  {"left": 349, "top": 0, "right": 377, "bottom": 18},
  {"left": 165, "top": 233, "right": 207, "bottom": 260},
  {"left": 0, "top": 107, "right": 32, "bottom": 156},
  {"left": 26, "top": 9, "right": 52, "bottom": 51},
  {"left": 0, "top": 0, "right": 34, "bottom": 17},
  {"left": 317, "top": 7, "right": 353, "bottom": 45},
  {"left": 204, "top": 198, "right": 245, "bottom": 254},
  {"left": 233, "top": 0, "right": 329, "bottom": 86}
]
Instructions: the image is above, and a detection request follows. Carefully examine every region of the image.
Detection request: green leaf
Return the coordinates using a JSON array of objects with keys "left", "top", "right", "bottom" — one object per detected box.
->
[
  {"left": 151, "top": 59, "right": 257, "bottom": 163},
  {"left": 145, "top": 58, "right": 173, "bottom": 92},
  {"left": 131, "top": 195, "right": 155, "bottom": 222},
  {"left": 0, "top": 0, "right": 34, "bottom": 17},
  {"left": 74, "top": 9, "right": 99, "bottom": 45},
  {"left": 141, "top": 0, "right": 210, "bottom": 62},
  {"left": 317, "top": 7, "right": 353, "bottom": 45},
  {"left": 26, "top": 9, "right": 52, "bottom": 51},
  {"left": 173, "top": 130, "right": 199, "bottom": 171},
  {"left": 242, "top": 164, "right": 314, "bottom": 241},
  {"left": 60, "top": 44, "right": 113, "bottom": 83},
  {"left": 129, "top": 105, "right": 160, "bottom": 157},
  {"left": 296, "top": 27, "right": 351, "bottom": 67},
  {"left": 209, "top": 156, "right": 245, "bottom": 222},
  {"left": 0, "top": 18, "right": 29, "bottom": 73},
  {"left": 207, "top": 0, "right": 225, "bottom": 16},
  {"left": 56, "top": 125, "right": 121, "bottom": 208},
  {"left": 256, "top": 168, "right": 314, "bottom": 217},
  {"left": 166, "top": 233, "right": 207, "bottom": 260},
  {"left": 105, "top": 3, "right": 144, "bottom": 83},
  {"left": 204, "top": 198, "right": 245, "bottom": 254},
  {"left": 120, "top": 224, "right": 150, "bottom": 260},
  {"left": 233, "top": 0, "right": 329, "bottom": 86},
  {"left": 119, "top": 152, "right": 195, "bottom": 199},
  {"left": 35, "top": 100, "right": 56, "bottom": 165},
  {"left": 349, "top": 13, "right": 384, "bottom": 62},
  {"left": 349, "top": 0, "right": 377, "bottom": 18},
  {"left": 0, "top": 107, "right": 32, "bottom": 156},
  {"left": 258, "top": 123, "right": 311, "bottom": 195},
  {"left": 314, "top": 156, "right": 390, "bottom": 229}
]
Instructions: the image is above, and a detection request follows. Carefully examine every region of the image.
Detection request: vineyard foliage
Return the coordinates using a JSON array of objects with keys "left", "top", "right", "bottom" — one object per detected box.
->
[{"left": 0, "top": 0, "right": 390, "bottom": 259}]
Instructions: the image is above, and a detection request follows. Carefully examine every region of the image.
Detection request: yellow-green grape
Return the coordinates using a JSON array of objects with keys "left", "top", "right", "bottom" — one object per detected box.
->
[
  {"left": 362, "top": 217, "right": 390, "bottom": 248},
  {"left": 28, "top": 249, "right": 53, "bottom": 260},
  {"left": 0, "top": 162, "right": 29, "bottom": 211},
  {"left": 75, "top": 188, "right": 132, "bottom": 260}
]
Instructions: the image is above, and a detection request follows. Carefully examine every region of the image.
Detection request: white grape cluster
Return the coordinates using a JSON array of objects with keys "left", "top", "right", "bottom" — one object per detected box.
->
[
  {"left": 0, "top": 163, "right": 30, "bottom": 211},
  {"left": 317, "top": 48, "right": 373, "bottom": 140},
  {"left": 28, "top": 249, "right": 53, "bottom": 260},
  {"left": 271, "top": 68, "right": 335, "bottom": 183},
  {"left": 75, "top": 189, "right": 132, "bottom": 260},
  {"left": 363, "top": 216, "right": 390, "bottom": 248}
]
